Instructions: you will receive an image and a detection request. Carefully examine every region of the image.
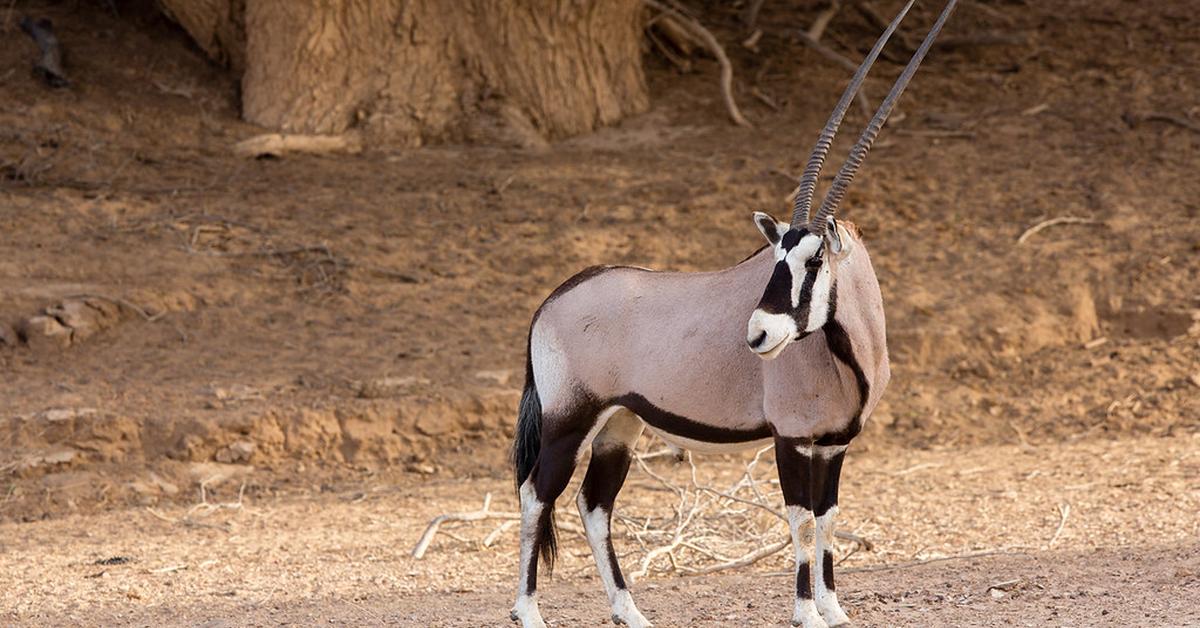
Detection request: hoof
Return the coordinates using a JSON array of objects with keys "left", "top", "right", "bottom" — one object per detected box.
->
[
  {"left": 510, "top": 610, "right": 519, "bottom": 622},
  {"left": 612, "top": 615, "right": 623, "bottom": 625}
]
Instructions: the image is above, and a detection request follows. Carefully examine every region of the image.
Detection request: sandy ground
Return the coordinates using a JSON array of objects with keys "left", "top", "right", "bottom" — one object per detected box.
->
[{"left": 3, "top": 435, "right": 1197, "bottom": 627}]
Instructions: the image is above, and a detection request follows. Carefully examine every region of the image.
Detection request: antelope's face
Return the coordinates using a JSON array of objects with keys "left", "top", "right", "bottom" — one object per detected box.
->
[{"left": 746, "top": 212, "right": 848, "bottom": 360}]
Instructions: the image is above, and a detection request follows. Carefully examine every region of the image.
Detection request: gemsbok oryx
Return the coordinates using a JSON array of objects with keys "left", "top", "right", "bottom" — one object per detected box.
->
[{"left": 510, "top": 1, "right": 957, "bottom": 626}]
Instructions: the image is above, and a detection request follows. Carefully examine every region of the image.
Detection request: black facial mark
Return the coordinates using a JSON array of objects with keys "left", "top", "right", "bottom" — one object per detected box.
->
[
  {"left": 780, "top": 228, "right": 806, "bottom": 251},
  {"left": 756, "top": 261, "right": 793, "bottom": 315}
]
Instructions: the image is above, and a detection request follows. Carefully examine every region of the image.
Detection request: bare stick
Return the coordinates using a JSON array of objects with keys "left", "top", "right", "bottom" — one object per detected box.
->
[
  {"left": 1047, "top": 503, "right": 1070, "bottom": 548},
  {"left": 796, "top": 31, "right": 873, "bottom": 116},
  {"left": 1132, "top": 112, "right": 1200, "bottom": 135},
  {"left": 857, "top": 1, "right": 917, "bottom": 53},
  {"left": 233, "top": 133, "right": 363, "bottom": 158},
  {"left": 765, "top": 548, "right": 1028, "bottom": 576},
  {"left": 412, "top": 493, "right": 516, "bottom": 559},
  {"left": 682, "top": 537, "right": 791, "bottom": 575},
  {"left": 1016, "top": 216, "right": 1099, "bottom": 245},
  {"left": 806, "top": 0, "right": 843, "bottom": 42},
  {"left": 645, "top": 0, "right": 751, "bottom": 127},
  {"left": 742, "top": 0, "right": 768, "bottom": 31}
]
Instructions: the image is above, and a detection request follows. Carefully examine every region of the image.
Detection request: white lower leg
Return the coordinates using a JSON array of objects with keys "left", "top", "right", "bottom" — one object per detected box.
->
[
  {"left": 512, "top": 481, "right": 547, "bottom": 628},
  {"left": 578, "top": 496, "right": 651, "bottom": 628},
  {"left": 787, "top": 505, "right": 827, "bottom": 628},
  {"left": 813, "top": 507, "right": 850, "bottom": 627}
]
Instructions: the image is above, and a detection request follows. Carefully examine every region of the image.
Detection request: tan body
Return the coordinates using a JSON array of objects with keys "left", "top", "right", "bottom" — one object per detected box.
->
[{"left": 531, "top": 229, "right": 889, "bottom": 447}]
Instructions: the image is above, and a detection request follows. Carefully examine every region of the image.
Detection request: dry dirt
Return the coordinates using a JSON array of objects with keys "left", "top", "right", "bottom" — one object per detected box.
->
[{"left": 1, "top": 0, "right": 1199, "bottom": 626}]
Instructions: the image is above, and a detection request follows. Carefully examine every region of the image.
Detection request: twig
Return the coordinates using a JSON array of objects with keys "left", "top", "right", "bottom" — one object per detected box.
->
[
  {"left": 857, "top": 1, "right": 917, "bottom": 54},
  {"left": 1047, "top": 503, "right": 1070, "bottom": 548},
  {"left": 806, "top": 0, "right": 843, "bottom": 42},
  {"left": 935, "top": 32, "right": 1029, "bottom": 50},
  {"left": 742, "top": 0, "right": 767, "bottom": 31},
  {"left": 893, "top": 128, "right": 975, "bottom": 139},
  {"left": 766, "top": 548, "right": 1027, "bottom": 576},
  {"left": 644, "top": 0, "right": 751, "bottom": 127},
  {"left": 682, "top": 537, "right": 791, "bottom": 575},
  {"left": 892, "top": 461, "right": 943, "bottom": 477},
  {"left": 232, "top": 132, "right": 363, "bottom": 158},
  {"left": 1131, "top": 112, "right": 1200, "bottom": 135},
  {"left": 411, "top": 493, "right": 585, "bottom": 559},
  {"left": 795, "top": 31, "right": 872, "bottom": 116},
  {"left": 1016, "top": 216, "right": 1099, "bottom": 245}
]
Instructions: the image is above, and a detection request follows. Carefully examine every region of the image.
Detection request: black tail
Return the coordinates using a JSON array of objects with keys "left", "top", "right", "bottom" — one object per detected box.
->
[{"left": 511, "top": 344, "right": 558, "bottom": 571}]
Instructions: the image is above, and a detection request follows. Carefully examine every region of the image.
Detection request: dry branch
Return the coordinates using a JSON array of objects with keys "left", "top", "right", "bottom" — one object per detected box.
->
[
  {"left": 795, "top": 31, "right": 873, "bottom": 116},
  {"left": 1046, "top": 503, "right": 1070, "bottom": 548},
  {"left": 806, "top": 0, "right": 843, "bottom": 42},
  {"left": 1016, "top": 216, "right": 1099, "bottom": 245},
  {"left": 233, "top": 132, "right": 363, "bottom": 158},
  {"left": 644, "top": 0, "right": 751, "bottom": 127},
  {"left": 1129, "top": 111, "right": 1200, "bottom": 135}
]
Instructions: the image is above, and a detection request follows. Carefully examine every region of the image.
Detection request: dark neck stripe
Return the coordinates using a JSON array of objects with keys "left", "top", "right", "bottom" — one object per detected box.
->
[{"left": 818, "top": 283, "right": 869, "bottom": 446}]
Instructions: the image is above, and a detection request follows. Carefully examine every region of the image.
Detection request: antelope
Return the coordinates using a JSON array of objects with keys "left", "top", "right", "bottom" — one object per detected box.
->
[{"left": 510, "top": 1, "right": 957, "bottom": 626}]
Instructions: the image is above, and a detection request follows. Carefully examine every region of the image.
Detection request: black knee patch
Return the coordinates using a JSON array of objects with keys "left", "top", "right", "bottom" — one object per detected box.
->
[
  {"left": 797, "top": 560, "right": 813, "bottom": 599},
  {"left": 812, "top": 450, "right": 845, "bottom": 517},
  {"left": 822, "top": 551, "right": 836, "bottom": 591}
]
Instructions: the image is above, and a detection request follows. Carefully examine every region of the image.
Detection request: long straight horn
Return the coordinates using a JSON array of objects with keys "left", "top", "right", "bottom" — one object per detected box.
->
[
  {"left": 810, "top": 0, "right": 959, "bottom": 236},
  {"left": 790, "top": 0, "right": 917, "bottom": 228}
]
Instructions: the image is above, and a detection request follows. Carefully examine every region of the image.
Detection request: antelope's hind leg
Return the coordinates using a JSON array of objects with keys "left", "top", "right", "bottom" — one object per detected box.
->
[
  {"left": 512, "top": 408, "right": 603, "bottom": 628},
  {"left": 577, "top": 409, "right": 652, "bottom": 628}
]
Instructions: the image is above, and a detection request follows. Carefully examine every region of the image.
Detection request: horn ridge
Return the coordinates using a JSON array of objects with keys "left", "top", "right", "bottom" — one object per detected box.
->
[
  {"left": 790, "top": 0, "right": 917, "bottom": 228},
  {"left": 810, "top": 0, "right": 959, "bottom": 235}
]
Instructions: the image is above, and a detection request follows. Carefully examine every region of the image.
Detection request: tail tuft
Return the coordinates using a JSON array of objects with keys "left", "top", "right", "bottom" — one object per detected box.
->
[
  {"left": 511, "top": 345, "right": 559, "bottom": 572},
  {"left": 511, "top": 368, "right": 541, "bottom": 490}
]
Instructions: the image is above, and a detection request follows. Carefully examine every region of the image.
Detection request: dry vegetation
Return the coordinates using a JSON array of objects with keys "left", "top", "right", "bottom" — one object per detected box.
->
[{"left": 1, "top": 0, "right": 1198, "bottom": 626}]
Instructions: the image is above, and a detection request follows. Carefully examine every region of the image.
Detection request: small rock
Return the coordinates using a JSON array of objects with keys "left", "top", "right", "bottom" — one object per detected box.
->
[
  {"left": 1190, "top": 373, "right": 1200, "bottom": 389},
  {"left": 214, "top": 440, "right": 256, "bottom": 464},
  {"left": 44, "top": 300, "right": 108, "bottom": 342},
  {"left": 0, "top": 323, "right": 18, "bottom": 347},
  {"left": 148, "top": 472, "right": 179, "bottom": 496},
  {"left": 989, "top": 588, "right": 1007, "bottom": 599},
  {"left": 405, "top": 462, "right": 436, "bottom": 475},
  {"left": 474, "top": 369, "right": 513, "bottom": 386},
  {"left": 355, "top": 376, "right": 430, "bottom": 399},
  {"left": 187, "top": 462, "right": 254, "bottom": 486},
  {"left": 41, "top": 407, "right": 97, "bottom": 422},
  {"left": 19, "top": 315, "right": 72, "bottom": 351}
]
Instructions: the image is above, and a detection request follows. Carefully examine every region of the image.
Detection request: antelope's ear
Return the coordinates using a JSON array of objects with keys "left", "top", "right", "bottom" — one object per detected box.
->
[
  {"left": 824, "top": 218, "right": 850, "bottom": 256},
  {"left": 752, "top": 212, "right": 786, "bottom": 245}
]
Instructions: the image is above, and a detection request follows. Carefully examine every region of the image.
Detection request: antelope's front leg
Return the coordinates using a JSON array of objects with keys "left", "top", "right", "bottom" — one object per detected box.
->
[
  {"left": 812, "top": 445, "right": 851, "bottom": 627},
  {"left": 774, "top": 437, "right": 827, "bottom": 628}
]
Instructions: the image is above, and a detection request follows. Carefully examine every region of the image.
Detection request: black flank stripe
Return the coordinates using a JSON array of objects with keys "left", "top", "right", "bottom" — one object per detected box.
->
[{"left": 612, "top": 393, "right": 771, "bottom": 444}]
